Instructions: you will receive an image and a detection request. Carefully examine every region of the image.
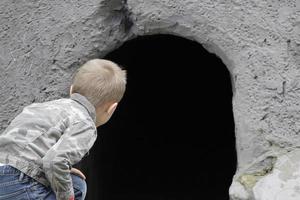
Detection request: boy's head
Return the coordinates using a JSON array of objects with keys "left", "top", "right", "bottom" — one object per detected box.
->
[{"left": 70, "top": 59, "right": 127, "bottom": 127}]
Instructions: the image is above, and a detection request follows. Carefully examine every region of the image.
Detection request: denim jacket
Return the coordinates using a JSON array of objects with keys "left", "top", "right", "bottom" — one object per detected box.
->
[{"left": 0, "top": 93, "right": 97, "bottom": 200}]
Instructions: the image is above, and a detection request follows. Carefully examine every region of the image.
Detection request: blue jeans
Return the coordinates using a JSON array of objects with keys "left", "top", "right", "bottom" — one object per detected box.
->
[{"left": 0, "top": 165, "right": 87, "bottom": 200}]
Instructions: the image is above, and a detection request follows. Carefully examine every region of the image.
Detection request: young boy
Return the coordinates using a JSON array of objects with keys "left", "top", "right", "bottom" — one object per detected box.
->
[{"left": 0, "top": 59, "right": 127, "bottom": 200}]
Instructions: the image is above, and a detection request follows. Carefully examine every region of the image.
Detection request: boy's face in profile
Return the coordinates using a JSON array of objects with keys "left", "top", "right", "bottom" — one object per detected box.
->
[{"left": 95, "top": 101, "right": 118, "bottom": 127}]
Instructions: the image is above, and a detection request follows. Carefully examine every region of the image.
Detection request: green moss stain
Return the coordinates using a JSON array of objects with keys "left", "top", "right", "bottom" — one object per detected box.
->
[{"left": 238, "top": 156, "right": 277, "bottom": 189}]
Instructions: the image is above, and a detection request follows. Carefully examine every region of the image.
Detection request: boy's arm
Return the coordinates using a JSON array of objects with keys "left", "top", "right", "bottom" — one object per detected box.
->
[{"left": 42, "top": 120, "right": 97, "bottom": 200}]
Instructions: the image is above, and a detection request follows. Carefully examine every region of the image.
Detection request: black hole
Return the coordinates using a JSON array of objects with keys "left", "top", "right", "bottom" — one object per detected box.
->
[{"left": 79, "top": 34, "right": 237, "bottom": 200}]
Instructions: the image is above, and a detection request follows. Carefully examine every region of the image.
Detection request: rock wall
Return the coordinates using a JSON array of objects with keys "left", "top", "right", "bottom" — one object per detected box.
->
[{"left": 0, "top": 0, "right": 299, "bottom": 199}]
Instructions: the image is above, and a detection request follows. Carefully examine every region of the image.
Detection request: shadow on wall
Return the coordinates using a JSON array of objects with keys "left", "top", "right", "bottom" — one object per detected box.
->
[{"left": 77, "top": 34, "right": 237, "bottom": 200}]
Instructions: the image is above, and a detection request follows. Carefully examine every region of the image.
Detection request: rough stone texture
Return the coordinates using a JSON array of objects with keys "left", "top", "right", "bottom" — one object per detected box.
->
[
  {"left": 0, "top": 0, "right": 299, "bottom": 199},
  {"left": 253, "top": 149, "right": 300, "bottom": 200}
]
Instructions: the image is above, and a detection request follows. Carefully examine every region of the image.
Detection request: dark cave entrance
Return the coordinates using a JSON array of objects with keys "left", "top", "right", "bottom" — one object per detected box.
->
[{"left": 80, "top": 34, "right": 237, "bottom": 200}]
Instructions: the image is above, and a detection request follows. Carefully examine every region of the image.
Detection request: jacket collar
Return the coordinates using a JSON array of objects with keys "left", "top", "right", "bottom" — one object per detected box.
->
[{"left": 70, "top": 93, "right": 97, "bottom": 123}]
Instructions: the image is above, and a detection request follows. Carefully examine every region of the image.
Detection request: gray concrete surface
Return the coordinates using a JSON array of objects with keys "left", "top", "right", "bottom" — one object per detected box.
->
[{"left": 0, "top": 0, "right": 299, "bottom": 199}]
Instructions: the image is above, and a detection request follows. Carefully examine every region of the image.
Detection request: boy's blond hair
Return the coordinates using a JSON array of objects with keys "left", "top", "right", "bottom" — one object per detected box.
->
[{"left": 71, "top": 59, "right": 127, "bottom": 107}]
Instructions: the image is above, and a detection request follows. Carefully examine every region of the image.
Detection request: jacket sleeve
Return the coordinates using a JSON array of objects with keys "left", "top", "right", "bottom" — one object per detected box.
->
[{"left": 42, "top": 120, "right": 97, "bottom": 200}]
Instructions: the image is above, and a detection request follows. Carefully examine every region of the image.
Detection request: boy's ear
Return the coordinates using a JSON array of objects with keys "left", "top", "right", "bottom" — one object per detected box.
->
[{"left": 107, "top": 103, "right": 118, "bottom": 115}]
